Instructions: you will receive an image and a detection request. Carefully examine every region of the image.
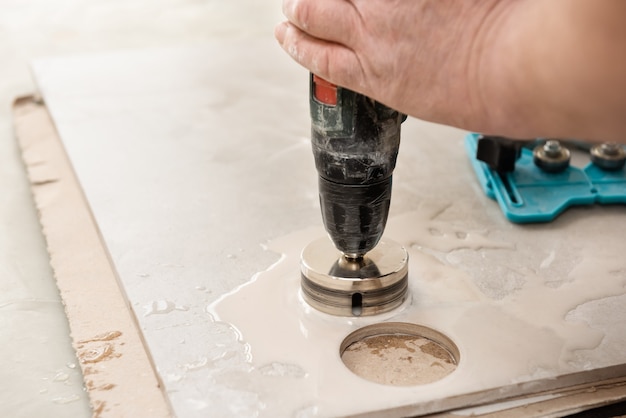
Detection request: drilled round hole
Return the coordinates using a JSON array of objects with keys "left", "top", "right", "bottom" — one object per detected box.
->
[{"left": 340, "top": 322, "right": 459, "bottom": 386}]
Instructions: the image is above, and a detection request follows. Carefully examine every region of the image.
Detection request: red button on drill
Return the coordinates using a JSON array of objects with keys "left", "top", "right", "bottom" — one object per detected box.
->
[{"left": 313, "top": 75, "right": 337, "bottom": 106}]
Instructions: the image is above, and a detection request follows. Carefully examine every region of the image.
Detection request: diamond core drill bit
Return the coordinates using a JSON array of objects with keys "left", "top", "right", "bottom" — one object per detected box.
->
[{"left": 300, "top": 75, "right": 409, "bottom": 316}]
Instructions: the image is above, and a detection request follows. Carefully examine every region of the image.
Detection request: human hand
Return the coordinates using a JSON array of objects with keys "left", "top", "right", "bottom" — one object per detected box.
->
[
  {"left": 276, "top": 1, "right": 626, "bottom": 142},
  {"left": 275, "top": 0, "right": 515, "bottom": 133}
]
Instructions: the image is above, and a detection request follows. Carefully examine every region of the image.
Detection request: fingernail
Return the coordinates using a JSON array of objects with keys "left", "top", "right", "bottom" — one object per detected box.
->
[{"left": 274, "top": 21, "right": 288, "bottom": 43}]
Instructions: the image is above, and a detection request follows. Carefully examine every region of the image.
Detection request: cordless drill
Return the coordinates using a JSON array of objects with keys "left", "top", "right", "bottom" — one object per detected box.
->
[{"left": 309, "top": 75, "right": 404, "bottom": 259}]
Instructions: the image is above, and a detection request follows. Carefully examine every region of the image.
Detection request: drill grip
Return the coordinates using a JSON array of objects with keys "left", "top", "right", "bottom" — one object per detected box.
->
[{"left": 310, "top": 76, "right": 403, "bottom": 255}]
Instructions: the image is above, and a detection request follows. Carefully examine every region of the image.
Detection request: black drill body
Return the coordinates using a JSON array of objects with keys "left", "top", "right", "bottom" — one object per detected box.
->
[{"left": 310, "top": 75, "right": 404, "bottom": 257}]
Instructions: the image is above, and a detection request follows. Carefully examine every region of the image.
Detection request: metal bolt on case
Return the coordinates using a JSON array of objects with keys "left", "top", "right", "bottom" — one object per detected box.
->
[
  {"left": 533, "top": 140, "right": 571, "bottom": 173},
  {"left": 590, "top": 142, "right": 626, "bottom": 171}
]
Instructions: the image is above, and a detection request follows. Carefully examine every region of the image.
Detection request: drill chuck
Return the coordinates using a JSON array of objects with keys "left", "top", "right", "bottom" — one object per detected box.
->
[
  {"left": 318, "top": 176, "right": 391, "bottom": 257},
  {"left": 310, "top": 75, "right": 404, "bottom": 257}
]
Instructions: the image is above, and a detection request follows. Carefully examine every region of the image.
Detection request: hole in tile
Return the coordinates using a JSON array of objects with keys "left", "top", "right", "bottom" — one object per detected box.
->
[{"left": 340, "top": 322, "right": 459, "bottom": 386}]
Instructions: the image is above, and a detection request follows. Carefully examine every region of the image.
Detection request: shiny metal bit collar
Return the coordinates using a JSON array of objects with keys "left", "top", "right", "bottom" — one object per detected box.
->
[{"left": 300, "top": 237, "right": 409, "bottom": 316}]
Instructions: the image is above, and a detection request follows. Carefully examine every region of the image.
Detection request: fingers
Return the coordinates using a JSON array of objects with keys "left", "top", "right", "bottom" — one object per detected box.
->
[
  {"left": 282, "top": 0, "right": 361, "bottom": 47},
  {"left": 275, "top": 21, "right": 365, "bottom": 91}
]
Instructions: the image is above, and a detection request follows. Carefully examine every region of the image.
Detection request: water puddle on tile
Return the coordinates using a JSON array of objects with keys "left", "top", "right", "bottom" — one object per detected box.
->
[{"left": 208, "top": 207, "right": 625, "bottom": 417}]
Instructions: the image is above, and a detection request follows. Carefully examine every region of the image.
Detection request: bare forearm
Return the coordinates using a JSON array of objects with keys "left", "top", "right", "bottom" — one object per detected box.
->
[
  {"left": 483, "top": 0, "right": 626, "bottom": 142},
  {"left": 276, "top": 0, "right": 626, "bottom": 142}
]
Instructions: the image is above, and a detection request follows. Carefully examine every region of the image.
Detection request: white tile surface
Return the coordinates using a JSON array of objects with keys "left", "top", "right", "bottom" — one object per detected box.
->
[{"left": 32, "top": 37, "right": 626, "bottom": 416}]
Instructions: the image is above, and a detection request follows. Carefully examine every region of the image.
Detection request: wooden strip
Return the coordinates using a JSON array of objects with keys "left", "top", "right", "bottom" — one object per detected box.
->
[{"left": 13, "top": 96, "right": 171, "bottom": 418}]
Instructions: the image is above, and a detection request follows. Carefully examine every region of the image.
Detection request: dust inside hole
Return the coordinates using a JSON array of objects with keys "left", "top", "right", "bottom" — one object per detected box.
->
[{"left": 340, "top": 322, "right": 459, "bottom": 386}]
